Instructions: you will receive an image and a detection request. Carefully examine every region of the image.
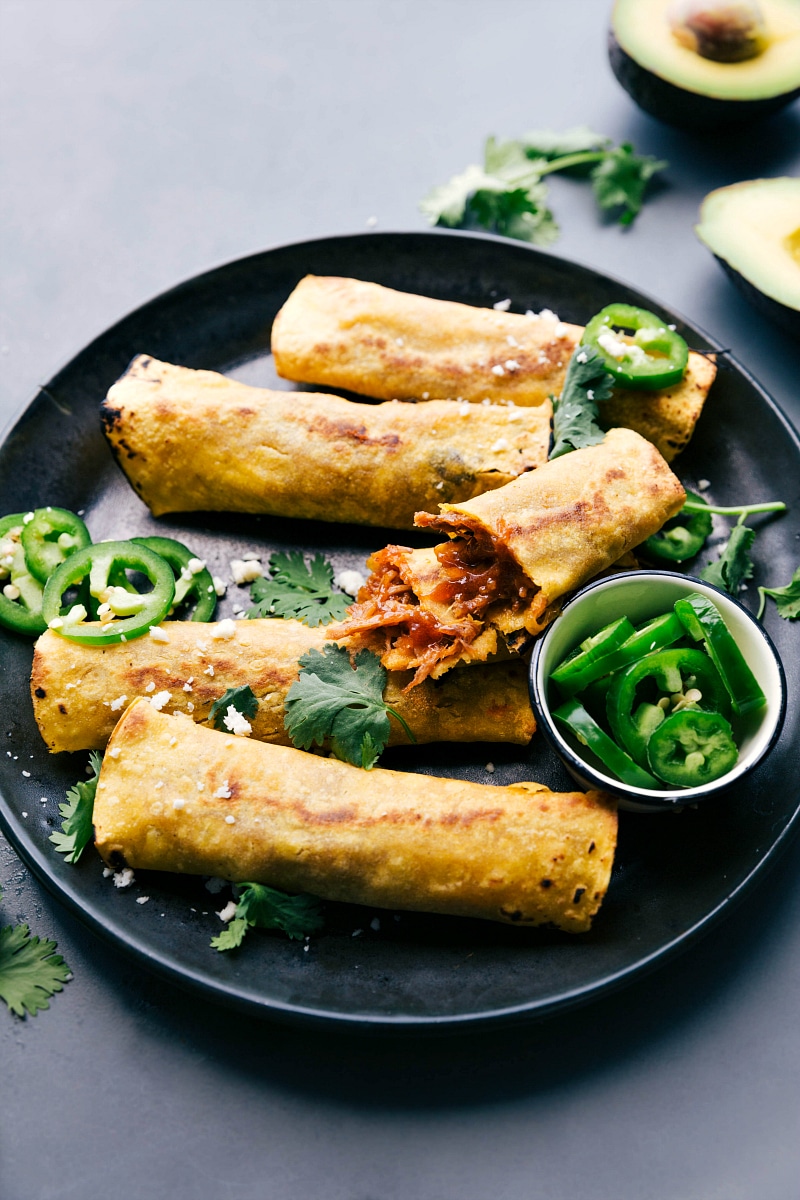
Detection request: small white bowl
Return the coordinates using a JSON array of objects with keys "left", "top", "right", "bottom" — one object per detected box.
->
[{"left": 529, "top": 571, "right": 787, "bottom": 812}]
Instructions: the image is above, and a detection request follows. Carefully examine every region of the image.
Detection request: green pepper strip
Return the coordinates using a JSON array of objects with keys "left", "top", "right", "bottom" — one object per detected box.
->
[
  {"left": 42, "top": 540, "right": 175, "bottom": 645},
  {"left": 647, "top": 710, "right": 738, "bottom": 788},
  {"left": 553, "top": 698, "right": 659, "bottom": 789},
  {"left": 550, "top": 616, "right": 635, "bottom": 696},
  {"left": 643, "top": 492, "right": 712, "bottom": 563},
  {"left": 674, "top": 593, "right": 766, "bottom": 717},
  {"left": 581, "top": 303, "right": 689, "bottom": 391},
  {"left": 20, "top": 507, "right": 92, "bottom": 583},
  {"left": 606, "top": 647, "right": 731, "bottom": 767},
  {"left": 132, "top": 537, "right": 217, "bottom": 622},
  {"left": 0, "top": 513, "right": 46, "bottom": 636},
  {"left": 555, "top": 611, "right": 686, "bottom": 697}
]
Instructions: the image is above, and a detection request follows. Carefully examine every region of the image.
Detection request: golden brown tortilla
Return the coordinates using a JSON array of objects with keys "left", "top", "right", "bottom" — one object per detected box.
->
[
  {"left": 30, "top": 617, "right": 536, "bottom": 754},
  {"left": 270, "top": 275, "right": 717, "bottom": 461},
  {"left": 102, "top": 356, "right": 551, "bottom": 528},
  {"left": 93, "top": 699, "right": 617, "bottom": 932}
]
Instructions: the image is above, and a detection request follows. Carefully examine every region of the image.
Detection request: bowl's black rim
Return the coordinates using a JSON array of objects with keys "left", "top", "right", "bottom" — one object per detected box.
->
[
  {"left": 1, "top": 227, "right": 799, "bottom": 1031},
  {"left": 528, "top": 570, "right": 789, "bottom": 809}
]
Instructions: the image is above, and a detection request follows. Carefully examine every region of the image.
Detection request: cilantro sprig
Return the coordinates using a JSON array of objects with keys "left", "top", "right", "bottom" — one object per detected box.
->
[
  {"left": 421, "top": 125, "right": 666, "bottom": 244},
  {"left": 247, "top": 551, "right": 352, "bottom": 627},
  {"left": 209, "top": 684, "right": 258, "bottom": 732},
  {"left": 0, "top": 887, "right": 71, "bottom": 1017},
  {"left": 757, "top": 566, "right": 800, "bottom": 621},
  {"left": 284, "top": 644, "right": 415, "bottom": 769},
  {"left": 549, "top": 345, "right": 615, "bottom": 459},
  {"left": 700, "top": 521, "right": 756, "bottom": 597},
  {"left": 210, "top": 882, "right": 324, "bottom": 952},
  {"left": 50, "top": 751, "right": 102, "bottom": 864}
]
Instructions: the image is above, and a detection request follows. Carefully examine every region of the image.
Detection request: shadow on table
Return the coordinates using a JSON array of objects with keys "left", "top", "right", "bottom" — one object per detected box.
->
[{"left": 84, "top": 825, "right": 800, "bottom": 1113}]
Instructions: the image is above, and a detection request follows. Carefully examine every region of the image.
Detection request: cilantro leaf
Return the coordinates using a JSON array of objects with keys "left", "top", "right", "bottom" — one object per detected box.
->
[
  {"left": 50, "top": 750, "right": 102, "bottom": 863},
  {"left": 590, "top": 144, "right": 667, "bottom": 226},
  {"left": 421, "top": 128, "right": 666, "bottom": 244},
  {"left": 0, "top": 920, "right": 71, "bottom": 1017},
  {"left": 757, "top": 565, "right": 800, "bottom": 620},
  {"left": 209, "top": 684, "right": 258, "bottom": 731},
  {"left": 284, "top": 643, "right": 414, "bottom": 768},
  {"left": 520, "top": 125, "right": 611, "bottom": 164},
  {"left": 420, "top": 161, "right": 558, "bottom": 246},
  {"left": 699, "top": 522, "right": 756, "bottom": 596},
  {"left": 210, "top": 884, "right": 324, "bottom": 952},
  {"left": 549, "top": 345, "right": 616, "bottom": 459},
  {"left": 247, "top": 551, "right": 351, "bottom": 626}
]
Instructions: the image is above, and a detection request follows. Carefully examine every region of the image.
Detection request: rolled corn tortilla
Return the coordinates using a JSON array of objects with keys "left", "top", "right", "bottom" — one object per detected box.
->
[
  {"left": 270, "top": 275, "right": 717, "bottom": 461},
  {"left": 337, "top": 428, "right": 686, "bottom": 683},
  {"left": 102, "top": 356, "right": 551, "bottom": 528},
  {"left": 30, "top": 617, "right": 536, "bottom": 754},
  {"left": 94, "top": 699, "right": 617, "bottom": 932}
]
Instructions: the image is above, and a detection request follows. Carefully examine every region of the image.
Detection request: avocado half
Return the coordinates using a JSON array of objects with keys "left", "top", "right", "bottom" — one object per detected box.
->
[
  {"left": 696, "top": 177, "right": 800, "bottom": 336},
  {"left": 609, "top": 0, "right": 800, "bottom": 130}
]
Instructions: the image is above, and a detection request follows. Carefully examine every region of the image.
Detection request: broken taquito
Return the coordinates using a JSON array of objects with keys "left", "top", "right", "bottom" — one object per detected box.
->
[{"left": 336, "top": 428, "right": 686, "bottom": 684}]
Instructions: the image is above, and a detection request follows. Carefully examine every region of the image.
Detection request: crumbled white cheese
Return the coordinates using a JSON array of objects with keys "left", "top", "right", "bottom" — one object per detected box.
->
[
  {"left": 213, "top": 783, "right": 232, "bottom": 800},
  {"left": 506, "top": 335, "right": 519, "bottom": 348},
  {"left": 492, "top": 298, "right": 512, "bottom": 311},
  {"left": 109, "top": 694, "right": 127, "bottom": 712},
  {"left": 187, "top": 702, "right": 194, "bottom": 712},
  {"left": 458, "top": 402, "right": 471, "bottom": 416},
  {"left": 150, "top": 690, "right": 171, "bottom": 711},
  {"left": 576, "top": 350, "right": 588, "bottom": 364},
  {"left": 145, "top": 681, "right": 155, "bottom": 693},
  {"left": 223, "top": 706, "right": 252, "bottom": 737},
  {"left": 217, "top": 900, "right": 238, "bottom": 922},
  {"left": 698, "top": 478, "right": 711, "bottom": 491},
  {"left": 225, "top": 814, "right": 236, "bottom": 825},
  {"left": 211, "top": 618, "right": 237, "bottom": 640},
  {"left": 149, "top": 625, "right": 169, "bottom": 643},
  {"left": 491, "top": 365, "right": 505, "bottom": 377},
  {"left": 102, "top": 867, "right": 114, "bottom": 878},
  {"left": 421, "top": 391, "right": 429, "bottom": 399},
  {"left": 183, "top": 681, "right": 193, "bottom": 692},
  {"left": 204, "top": 665, "right": 215, "bottom": 677},
  {"left": 435, "top": 481, "right": 444, "bottom": 490},
  {"left": 212, "top": 576, "right": 227, "bottom": 597},
  {"left": 586, "top": 390, "right": 594, "bottom": 401},
  {"left": 113, "top": 868, "right": 135, "bottom": 889},
  {"left": 172, "top": 798, "right": 185, "bottom": 810},
  {"left": 108, "top": 747, "right": 121, "bottom": 759},
  {"left": 485, "top": 762, "right": 495, "bottom": 773},
  {"left": 154, "top": 780, "right": 163, "bottom": 790},
  {"left": 490, "top": 438, "right": 509, "bottom": 452},
  {"left": 168, "top": 736, "right": 177, "bottom": 747},
  {"left": 22, "top": 770, "right": 30, "bottom": 778},
  {"left": 597, "top": 329, "right": 648, "bottom": 365},
  {"left": 504, "top": 359, "right": 520, "bottom": 372},
  {"left": 136, "top": 895, "right": 150, "bottom": 905},
  {"left": 334, "top": 569, "right": 365, "bottom": 596},
  {"left": 395, "top": 337, "right": 404, "bottom": 347},
  {"left": 538, "top": 308, "right": 558, "bottom": 322},
  {"left": 187, "top": 557, "right": 206, "bottom": 574},
  {"left": 554, "top": 322, "right": 569, "bottom": 338},
  {"left": 229, "top": 559, "right": 262, "bottom": 585}
]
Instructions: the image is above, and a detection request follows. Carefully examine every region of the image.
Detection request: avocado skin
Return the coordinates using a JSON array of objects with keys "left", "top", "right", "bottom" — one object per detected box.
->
[
  {"left": 713, "top": 255, "right": 800, "bottom": 338},
  {"left": 609, "top": 32, "right": 800, "bottom": 130}
]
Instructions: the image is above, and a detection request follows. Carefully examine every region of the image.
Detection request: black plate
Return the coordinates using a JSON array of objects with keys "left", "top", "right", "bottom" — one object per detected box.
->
[{"left": 1, "top": 231, "right": 798, "bottom": 1030}]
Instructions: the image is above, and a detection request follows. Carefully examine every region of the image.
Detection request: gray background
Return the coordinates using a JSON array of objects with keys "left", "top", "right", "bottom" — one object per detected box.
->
[{"left": 1, "top": 2, "right": 799, "bottom": 1197}]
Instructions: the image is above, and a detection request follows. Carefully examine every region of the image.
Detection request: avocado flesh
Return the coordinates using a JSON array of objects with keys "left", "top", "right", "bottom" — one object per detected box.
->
[
  {"left": 613, "top": 0, "right": 800, "bottom": 97},
  {"left": 696, "top": 178, "right": 800, "bottom": 334}
]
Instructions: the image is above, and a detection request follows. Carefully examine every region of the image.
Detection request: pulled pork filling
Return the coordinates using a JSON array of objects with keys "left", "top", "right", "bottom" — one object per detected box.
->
[{"left": 337, "top": 518, "right": 540, "bottom": 686}]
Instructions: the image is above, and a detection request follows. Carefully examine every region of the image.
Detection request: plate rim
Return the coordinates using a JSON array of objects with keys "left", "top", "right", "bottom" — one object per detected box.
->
[{"left": 1, "top": 227, "right": 799, "bottom": 1030}]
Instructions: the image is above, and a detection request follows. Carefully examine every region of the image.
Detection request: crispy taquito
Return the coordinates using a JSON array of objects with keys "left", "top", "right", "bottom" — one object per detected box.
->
[
  {"left": 94, "top": 700, "right": 617, "bottom": 932},
  {"left": 271, "top": 276, "right": 717, "bottom": 461},
  {"left": 31, "top": 618, "right": 535, "bottom": 754}
]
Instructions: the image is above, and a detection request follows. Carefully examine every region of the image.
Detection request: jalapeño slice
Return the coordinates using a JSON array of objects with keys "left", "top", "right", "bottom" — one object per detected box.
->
[
  {"left": 582, "top": 303, "right": 689, "bottom": 390},
  {"left": 42, "top": 539, "right": 175, "bottom": 644}
]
